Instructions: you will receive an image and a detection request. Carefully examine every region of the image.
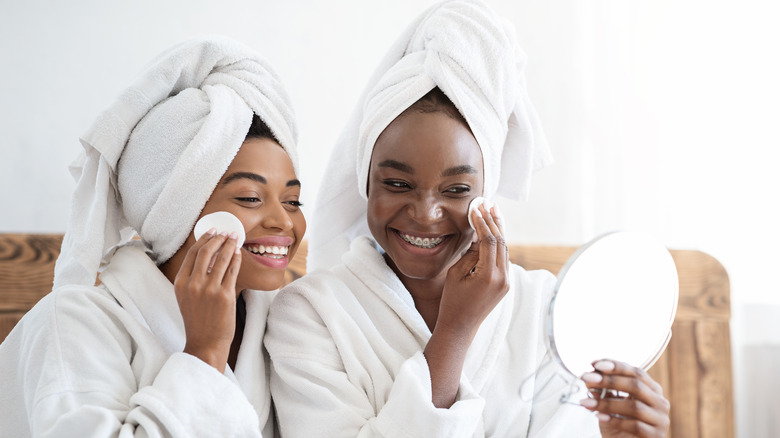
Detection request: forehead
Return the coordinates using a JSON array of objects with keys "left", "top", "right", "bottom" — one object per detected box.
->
[
  {"left": 371, "top": 111, "right": 483, "bottom": 171},
  {"left": 227, "top": 138, "right": 295, "bottom": 178}
]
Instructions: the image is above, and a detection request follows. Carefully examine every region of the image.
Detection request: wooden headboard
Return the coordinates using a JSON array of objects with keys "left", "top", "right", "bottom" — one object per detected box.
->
[{"left": 0, "top": 233, "right": 733, "bottom": 438}]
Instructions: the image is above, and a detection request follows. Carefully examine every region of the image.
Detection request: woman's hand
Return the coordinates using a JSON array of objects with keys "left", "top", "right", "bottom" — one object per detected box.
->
[
  {"left": 424, "top": 204, "right": 510, "bottom": 408},
  {"left": 580, "top": 360, "right": 670, "bottom": 437},
  {"left": 436, "top": 203, "right": 510, "bottom": 339},
  {"left": 173, "top": 229, "right": 242, "bottom": 373}
]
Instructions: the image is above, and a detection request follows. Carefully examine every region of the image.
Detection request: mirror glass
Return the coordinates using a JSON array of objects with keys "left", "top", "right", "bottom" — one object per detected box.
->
[{"left": 547, "top": 231, "right": 679, "bottom": 378}]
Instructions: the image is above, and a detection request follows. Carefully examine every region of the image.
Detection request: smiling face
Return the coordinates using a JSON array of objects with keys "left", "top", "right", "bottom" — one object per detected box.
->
[
  {"left": 177, "top": 137, "right": 306, "bottom": 292},
  {"left": 367, "top": 109, "right": 483, "bottom": 287}
]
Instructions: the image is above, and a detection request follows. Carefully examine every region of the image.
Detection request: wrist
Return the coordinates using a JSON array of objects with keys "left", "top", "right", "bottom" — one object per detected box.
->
[{"left": 183, "top": 343, "right": 228, "bottom": 373}]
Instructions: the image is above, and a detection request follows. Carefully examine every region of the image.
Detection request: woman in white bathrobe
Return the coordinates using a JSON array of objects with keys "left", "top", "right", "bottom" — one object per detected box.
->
[
  {"left": 0, "top": 36, "right": 305, "bottom": 437},
  {"left": 266, "top": 1, "right": 670, "bottom": 437}
]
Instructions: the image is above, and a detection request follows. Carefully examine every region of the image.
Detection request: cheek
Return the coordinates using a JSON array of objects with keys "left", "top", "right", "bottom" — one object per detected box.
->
[{"left": 367, "top": 197, "right": 397, "bottom": 235}]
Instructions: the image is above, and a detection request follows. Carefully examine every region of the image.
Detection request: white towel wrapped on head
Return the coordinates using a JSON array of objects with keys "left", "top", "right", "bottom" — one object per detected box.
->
[
  {"left": 54, "top": 35, "right": 299, "bottom": 289},
  {"left": 308, "top": 0, "right": 551, "bottom": 272}
]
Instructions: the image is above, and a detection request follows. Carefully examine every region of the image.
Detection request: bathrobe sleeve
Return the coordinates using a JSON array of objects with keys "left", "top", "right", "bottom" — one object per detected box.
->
[
  {"left": 267, "top": 281, "right": 485, "bottom": 438},
  {"left": 1, "top": 286, "right": 262, "bottom": 438}
]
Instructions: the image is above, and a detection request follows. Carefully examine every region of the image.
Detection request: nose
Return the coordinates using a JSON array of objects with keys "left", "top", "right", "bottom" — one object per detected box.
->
[
  {"left": 406, "top": 193, "right": 443, "bottom": 224},
  {"left": 261, "top": 201, "right": 294, "bottom": 231}
]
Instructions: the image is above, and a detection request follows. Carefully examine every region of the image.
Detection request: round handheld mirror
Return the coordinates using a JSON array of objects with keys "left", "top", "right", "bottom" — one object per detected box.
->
[{"left": 547, "top": 231, "right": 679, "bottom": 379}]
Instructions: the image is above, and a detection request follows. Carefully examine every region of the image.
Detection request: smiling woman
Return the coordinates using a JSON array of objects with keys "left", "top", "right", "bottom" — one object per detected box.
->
[
  {"left": 162, "top": 119, "right": 306, "bottom": 295},
  {"left": 265, "top": 1, "right": 668, "bottom": 437},
  {"left": 0, "top": 36, "right": 302, "bottom": 437}
]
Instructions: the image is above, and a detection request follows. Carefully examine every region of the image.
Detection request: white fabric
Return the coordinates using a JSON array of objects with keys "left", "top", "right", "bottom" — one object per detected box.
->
[
  {"left": 266, "top": 236, "right": 600, "bottom": 437},
  {"left": 54, "top": 35, "right": 299, "bottom": 289},
  {"left": 307, "top": 0, "right": 551, "bottom": 271},
  {"left": 0, "top": 244, "right": 277, "bottom": 437}
]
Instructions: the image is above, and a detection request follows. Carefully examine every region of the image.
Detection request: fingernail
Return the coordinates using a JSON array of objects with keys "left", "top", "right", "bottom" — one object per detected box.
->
[
  {"left": 597, "top": 413, "right": 611, "bottom": 422},
  {"left": 218, "top": 231, "right": 228, "bottom": 237},
  {"left": 580, "top": 398, "right": 597, "bottom": 409},
  {"left": 206, "top": 228, "right": 217, "bottom": 236},
  {"left": 235, "top": 246, "right": 242, "bottom": 255},
  {"left": 594, "top": 360, "right": 615, "bottom": 372},
  {"left": 228, "top": 232, "right": 238, "bottom": 240},
  {"left": 582, "top": 372, "right": 603, "bottom": 384}
]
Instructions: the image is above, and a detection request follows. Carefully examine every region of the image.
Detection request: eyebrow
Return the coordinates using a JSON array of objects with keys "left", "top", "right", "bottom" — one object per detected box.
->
[
  {"left": 378, "top": 159, "right": 414, "bottom": 174},
  {"left": 378, "top": 160, "right": 478, "bottom": 177},
  {"left": 441, "top": 165, "right": 478, "bottom": 177},
  {"left": 221, "top": 171, "right": 301, "bottom": 187}
]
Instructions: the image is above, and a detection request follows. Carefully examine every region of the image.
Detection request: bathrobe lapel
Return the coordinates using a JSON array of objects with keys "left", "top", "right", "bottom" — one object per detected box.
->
[
  {"left": 98, "top": 244, "right": 275, "bottom": 431},
  {"left": 343, "top": 236, "right": 515, "bottom": 394}
]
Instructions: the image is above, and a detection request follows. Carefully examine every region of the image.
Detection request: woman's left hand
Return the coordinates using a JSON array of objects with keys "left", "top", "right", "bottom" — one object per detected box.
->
[{"left": 580, "top": 360, "right": 670, "bottom": 437}]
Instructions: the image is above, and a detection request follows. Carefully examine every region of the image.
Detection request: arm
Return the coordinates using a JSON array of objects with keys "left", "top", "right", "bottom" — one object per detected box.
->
[
  {"left": 267, "top": 286, "right": 485, "bottom": 438},
  {"left": 12, "top": 288, "right": 261, "bottom": 438},
  {"left": 173, "top": 230, "right": 242, "bottom": 373},
  {"left": 425, "top": 203, "right": 510, "bottom": 408},
  {"left": 8, "top": 233, "right": 260, "bottom": 437}
]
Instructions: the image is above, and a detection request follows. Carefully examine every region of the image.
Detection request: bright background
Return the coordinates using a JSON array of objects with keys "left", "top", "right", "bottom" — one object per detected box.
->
[{"left": 1, "top": 1, "right": 778, "bottom": 435}]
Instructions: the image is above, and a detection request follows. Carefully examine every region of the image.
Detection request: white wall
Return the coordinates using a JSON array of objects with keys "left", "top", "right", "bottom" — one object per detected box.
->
[{"left": 2, "top": 1, "right": 779, "bottom": 436}]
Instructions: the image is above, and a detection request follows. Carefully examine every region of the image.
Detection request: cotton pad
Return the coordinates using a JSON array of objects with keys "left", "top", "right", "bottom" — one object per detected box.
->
[
  {"left": 467, "top": 197, "right": 494, "bottom": 230},
  {"left": 193, "top": 211, "right": 246, "bottom": 247}
]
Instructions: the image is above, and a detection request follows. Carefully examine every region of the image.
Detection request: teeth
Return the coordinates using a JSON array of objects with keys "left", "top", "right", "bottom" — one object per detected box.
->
[
  {"left": 400, "top": 232, "right": 443, "bottom": 249},
  {"left": 245, "top": 244, "right": 289, "bottom": 256}
]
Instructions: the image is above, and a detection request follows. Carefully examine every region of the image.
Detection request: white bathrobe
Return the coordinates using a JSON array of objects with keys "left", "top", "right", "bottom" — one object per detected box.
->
[
  {"left": 266, "top": 237, "right": 600, "bottom": 437},
  {"left": 0, "top": 243, "right": 276, "bottom": 437}
]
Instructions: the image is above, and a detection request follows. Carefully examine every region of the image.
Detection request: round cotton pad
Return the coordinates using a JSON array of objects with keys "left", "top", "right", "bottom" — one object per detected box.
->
[
  {"left": 193, "top": 211, "right": 246, "bottom": 247},
  {"left": 467, "top": 197, "right": 494, "bottom": 230}
]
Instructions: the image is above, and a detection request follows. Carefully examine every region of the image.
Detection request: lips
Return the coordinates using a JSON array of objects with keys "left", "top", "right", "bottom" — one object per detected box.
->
[
  {"left": 398, "top": 231, "right": 444, "bottom": 249},
  {"left": 242, "top": 236, "right": 295, "bottom": 268},
  {"left": 392, "top": 229, "right": 451, "bottom": 252}
]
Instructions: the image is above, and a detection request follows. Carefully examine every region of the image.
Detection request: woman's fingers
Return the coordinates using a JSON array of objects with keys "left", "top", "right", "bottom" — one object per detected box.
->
[
  {"left": 208, "top": 232, "right": 240, "bottom": 282},
  {"left": 450, "top": 241, "right": 480, "bottom": 277},
  {"left": 581, "top": 359, "right": 671, "bottom": 436},
  {"left": 581, "top": 395, "right": 668, "bottom": 429},
  {"left": 472, "top": 204, "right": 498, "bottom": 274},
  {"left": 584, "top": 360, "right": 667, "bottom": 408},
  {"left": 177, "top": 227, "right": 216, "bottom": 280},
  {"left": 191, "top": 232, "right": 231, "bottom": 278},
  {"left": 221, "top": 238, "right": 242, "bottom": 288},
  {"left": 487, "top": 204, "right": 509, "bottom": 275}
]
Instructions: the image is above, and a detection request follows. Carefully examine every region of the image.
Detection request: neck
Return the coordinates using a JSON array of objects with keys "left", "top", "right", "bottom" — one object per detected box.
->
[{"left": 384, "top": 254, "right": 446, "bottom": 332}]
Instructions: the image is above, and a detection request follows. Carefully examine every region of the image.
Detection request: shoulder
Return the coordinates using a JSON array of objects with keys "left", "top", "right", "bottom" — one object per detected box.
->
[
  {"left": 8, "top": 283, "right": 139, "bottom": 370},
  {"left": 14, "top": 284, "right": 120, "bottom": 338},
  {"left": 0, "top": 284, "right": 136, "bottom": 400},
  {"left": 266, "top": 268, "right": 353, "bottom": 366},
  {"left": 510, "top": 263, "right": 557, "bottom": 292},
  {"left": 273, "top": 261, "right": 365, "bottom": 309},
  {"left": 507, "top": 263, "right": 557, "bottom": 315}
]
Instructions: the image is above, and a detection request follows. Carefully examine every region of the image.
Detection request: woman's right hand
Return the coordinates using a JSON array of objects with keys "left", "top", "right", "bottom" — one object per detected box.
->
[
  {"left": 424, "top": 204, "right": 510, "bottom": 408},
  {"left": 173, "top": 229, "right": 242, "bottom": 373},
  {"left": 437, "top": 203, "right": 510, "bottom": 340}
]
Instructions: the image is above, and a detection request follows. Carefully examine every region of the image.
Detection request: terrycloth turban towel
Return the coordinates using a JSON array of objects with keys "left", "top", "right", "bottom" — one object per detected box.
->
[
  {"left": 307, "top": 0, "right": 551, "bottom": 271},
  {"left": 53, "top": 36, "right": 299, "bottom": 289}
]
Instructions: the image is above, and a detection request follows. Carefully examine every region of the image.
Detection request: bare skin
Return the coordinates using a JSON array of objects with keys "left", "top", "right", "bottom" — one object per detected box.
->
[
  {"left": 368, "top": 108, "right": 669, "bottom": 435},
  {"left": 160, "top": 138, "right": 306, "bottom": 373},
  {"left": 581, "top": 360, "right": 671, "bottom": 437}
]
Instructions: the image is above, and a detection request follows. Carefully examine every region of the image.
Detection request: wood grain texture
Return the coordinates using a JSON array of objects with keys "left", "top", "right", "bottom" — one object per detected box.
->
[
  {"left": 0, "top": 234, "right": 62, "bottom": 312},
  {"left": 0, "top": 234, "right": 734, "bottom": 437}
]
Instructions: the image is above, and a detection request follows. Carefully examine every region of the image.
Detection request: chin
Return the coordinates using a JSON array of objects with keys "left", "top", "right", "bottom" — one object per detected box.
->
[
  {"left": 391, "top": 258, "right": 449, "bottom": 281},
  {"left": 238, "top": 272, "right": 286, "bottom": 292}
]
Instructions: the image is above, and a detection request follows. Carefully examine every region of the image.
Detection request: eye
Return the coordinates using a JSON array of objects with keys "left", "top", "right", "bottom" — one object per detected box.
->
[
  {"left": 283, "top": 200, "right": 303, "bottom": 211},
  {"left": 444, "top": 185, "right": 471, "bottom": 196},
  {"left": 235, "top": 197, "right": 261, "bottom": 204},
  {"left": 382, "top": 179, "right": 412, "bottom": 191}
]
